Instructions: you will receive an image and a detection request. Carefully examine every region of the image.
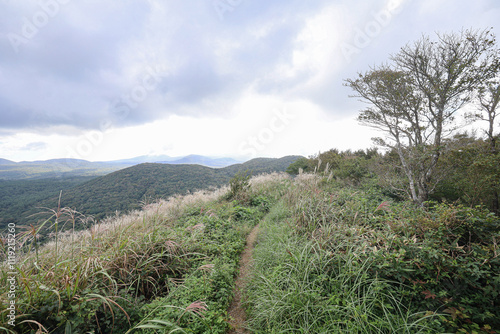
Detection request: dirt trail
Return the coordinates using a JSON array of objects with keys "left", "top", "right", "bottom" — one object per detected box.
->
[{"left": 227, "top": 225, "right": 259, "bottom": 334}]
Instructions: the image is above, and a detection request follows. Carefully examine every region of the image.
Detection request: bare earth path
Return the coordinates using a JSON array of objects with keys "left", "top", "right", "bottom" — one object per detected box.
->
[{"left": 227, "top": 225, "right": 259, "bottom": 334}]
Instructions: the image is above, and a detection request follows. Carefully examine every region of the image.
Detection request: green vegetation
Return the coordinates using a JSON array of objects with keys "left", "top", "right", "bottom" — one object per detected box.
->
[
  {"left": 226, "top": 170, "right": 251, "bottom": 202},
  {"left": 0, "top": 156, "right": 301, "bottom": 231},
  {"left": 2, "top": 170, "right": 498, "bottom": 333},
  {"left": 0, "top": 176, "right": 96, "bottom": 227},
  {"left": 244, "top": 172, "right": 500, "bottom": 333},
  {"left": 0, "top": 175, "right": 273, "bottom": 333},
  {"left": 0, "top": 159, "right": 132, "bottom": 181}
]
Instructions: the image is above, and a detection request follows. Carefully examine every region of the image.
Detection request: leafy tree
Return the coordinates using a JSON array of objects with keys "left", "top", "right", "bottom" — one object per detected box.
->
[
  {"left": 432, "top": 133, "right": 500, "bottom": 212},
  {"left": 346, "top": 28, "right": 500, "bottom": 205},
  {"left": 285, "top": 157, "right": 310, "bottom": 175}
]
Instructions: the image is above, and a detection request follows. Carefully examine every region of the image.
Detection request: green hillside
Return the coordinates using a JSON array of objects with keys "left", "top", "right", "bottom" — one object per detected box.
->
[
  {"left": 57, "top": 163, "right": 226, "bottom": 218},
  {"left": 54, "top": 156, "right": 301, "bottom": 219},
  {"left": 0, "top": 156, "right": 302, "bottom": 229}
]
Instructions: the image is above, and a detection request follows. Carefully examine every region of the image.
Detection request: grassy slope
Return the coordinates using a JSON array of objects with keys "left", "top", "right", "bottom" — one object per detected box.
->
[
  {"left": 2, "top": 171, "right": 498, "bottom": 333},
  {"left": 245, "top": 174, "right": 500, "bottom": 333},
  {"left": 0, "top": 173, "right": 286, "bottom": 333},
  {"left": 0, "top": 179, "right": 269, "bottom": 333}
]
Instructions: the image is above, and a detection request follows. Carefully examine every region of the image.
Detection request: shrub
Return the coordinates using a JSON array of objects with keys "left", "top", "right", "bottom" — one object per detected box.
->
[
  {"left": 365, "top": 202, "right": 500, "bottom": 333},
  {"left": 285, "top": 157, "right": 310, "bottom": 175},
  {"left": 227, "top": 170, "right": 251, "bottom": 203}
]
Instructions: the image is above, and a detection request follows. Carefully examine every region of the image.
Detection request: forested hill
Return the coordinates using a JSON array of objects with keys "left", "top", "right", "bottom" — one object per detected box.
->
[
  {"left": 2, "top": 155, "right": 301, "bottom": 228},
  {"left": 58, "top": 163, "right": 227, "bottom": 218}
]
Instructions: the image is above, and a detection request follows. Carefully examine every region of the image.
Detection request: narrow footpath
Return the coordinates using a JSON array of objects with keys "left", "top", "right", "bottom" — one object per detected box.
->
[{"left": 227, "top": 225, "right": 259, "bottom": 334}]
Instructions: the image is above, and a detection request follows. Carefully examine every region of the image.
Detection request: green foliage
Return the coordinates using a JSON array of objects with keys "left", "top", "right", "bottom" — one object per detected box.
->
[
  {"left": 1, "top": 156, "right": 301, "bottom": 231},
  {"left": 0, "top": 176, "right": 94, "bottom": 230},
  {"left": 287, "top": 149, "right": 378, "bottom": 186},
  {"left": 246, "top": 206, "right": 436, "bottom": 333},
  {"left": 138, "top": 200, "right": 265, "bottom": 333},
  {"left": 432, "top": 135, "right": 500, "bottom": 213},
  {"left": 244, "top": 173, "right": 500, "bottom": 333},
  {"left": 285, "top": 157, "right": 310, "bottom": 175},
  {"left": 249, "top": 195, "right": 271, "bottom": 213},
  {"left": 227, "top": 170, "right": 251, "bottom": 202},
  {"left": 364, "top": 201, "right": 500, "bottom": 332}
]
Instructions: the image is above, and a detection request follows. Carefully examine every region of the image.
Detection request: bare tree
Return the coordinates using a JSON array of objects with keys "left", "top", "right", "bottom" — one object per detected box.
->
[
  {"left": 346, "top": 28, "right": 499, "bottom": 205},
  {"left": 476, "top": 79, "right": 500, "bottom": 152},
  {"left": 346, "top": 68, "right": 426, "bottom": 201}
]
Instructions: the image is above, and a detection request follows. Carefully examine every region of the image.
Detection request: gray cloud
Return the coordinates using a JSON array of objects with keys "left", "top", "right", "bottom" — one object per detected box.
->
[{"left": 0, "top": 0, "right": 498, "bottom": 133}]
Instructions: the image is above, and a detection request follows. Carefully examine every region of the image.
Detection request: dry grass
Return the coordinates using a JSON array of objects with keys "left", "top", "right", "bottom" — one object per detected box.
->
[
  {"left": 0, "top": 183, "right": 236, "bottom": 331},
  {"left": 0, "top": 173, "right": 293, "bottom": 332},
  {"left": 248, "top": 172, "right": 290, "bottom": 188},
  {"left": 13, "top": 186, "right": 230, "bottom": 264}
]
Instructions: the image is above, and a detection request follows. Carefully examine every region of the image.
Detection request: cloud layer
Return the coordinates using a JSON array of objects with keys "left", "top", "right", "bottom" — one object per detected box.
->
[{"left": 0, "top": 0, "right": 499, "bottom": 160}]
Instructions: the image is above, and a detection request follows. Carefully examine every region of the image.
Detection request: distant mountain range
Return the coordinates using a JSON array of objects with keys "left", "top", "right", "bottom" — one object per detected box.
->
[
  {"left": 0, "top": 155, "right": 302, "bottom": 229},
  {"left": 0, "top": 158, "right": 16, "bottom": 165},
  {"left": 111, "top": 154, "right": 241, "bottom": 166},
  {"left": 160, "top": 155, "right": 241, "bottom": 167},
  {"left": 0, "top": 155, "right": 243, "bottom": 180}
]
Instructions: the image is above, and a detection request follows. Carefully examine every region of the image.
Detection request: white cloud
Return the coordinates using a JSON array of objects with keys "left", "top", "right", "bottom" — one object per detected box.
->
[
  {"left": 0, "top": 0, "right": 498, "bottom": 161},
  {"left": 44, "top": 88, "right": 376, "bottom": 162}
]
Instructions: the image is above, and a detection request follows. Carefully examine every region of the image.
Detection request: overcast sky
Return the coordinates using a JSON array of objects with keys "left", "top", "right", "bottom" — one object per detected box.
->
[{"left": 0, "top": 0, "right": 498, "bottom": 162}]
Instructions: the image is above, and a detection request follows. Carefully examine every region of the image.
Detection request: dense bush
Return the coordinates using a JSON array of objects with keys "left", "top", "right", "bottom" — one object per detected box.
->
[
  {"left": 226, "top": 170, "right": 251, "bottom": 203},
  {"left": 432, "top": 135, "right": 500, "bottom": 213},
  {"left": 368, "top": 202, "right": 500, "bottom": 332},
  {"left": 245, "top": 173, "right": 500, "bottom": 333}
]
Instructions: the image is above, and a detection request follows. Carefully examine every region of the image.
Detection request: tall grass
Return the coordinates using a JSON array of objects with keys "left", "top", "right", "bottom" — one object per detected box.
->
[
  {"left": 0, "top": 186, "right": 232, "bottom": 332},
  {"left": 244, "top": 174, "right": 441, "bottom": 333},
  {"left": 246, "top": 220, "right": 435, "bottom": 333}
]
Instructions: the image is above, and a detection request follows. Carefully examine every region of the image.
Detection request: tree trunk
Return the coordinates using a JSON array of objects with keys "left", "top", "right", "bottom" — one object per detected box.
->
[
  {"left": 415, "top": 175, "right": 429, "bottom": 206},
  {"left": 395, "top": 145, "right": 418, "bottom": 202},
  {"left": 493, "top": 189, "right": 499, "bottom": 214}
]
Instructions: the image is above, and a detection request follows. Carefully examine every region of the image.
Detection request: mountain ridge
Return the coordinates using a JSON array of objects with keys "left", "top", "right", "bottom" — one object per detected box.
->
[
  {"left": 0, "top": 154, "right": 246, "bottom": 180},
  {"left": 160, "top": 154, "right": 241, "bottom": 167},
  {"left": 0, "top": 158, "right": 16, "bottom": 165}
]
